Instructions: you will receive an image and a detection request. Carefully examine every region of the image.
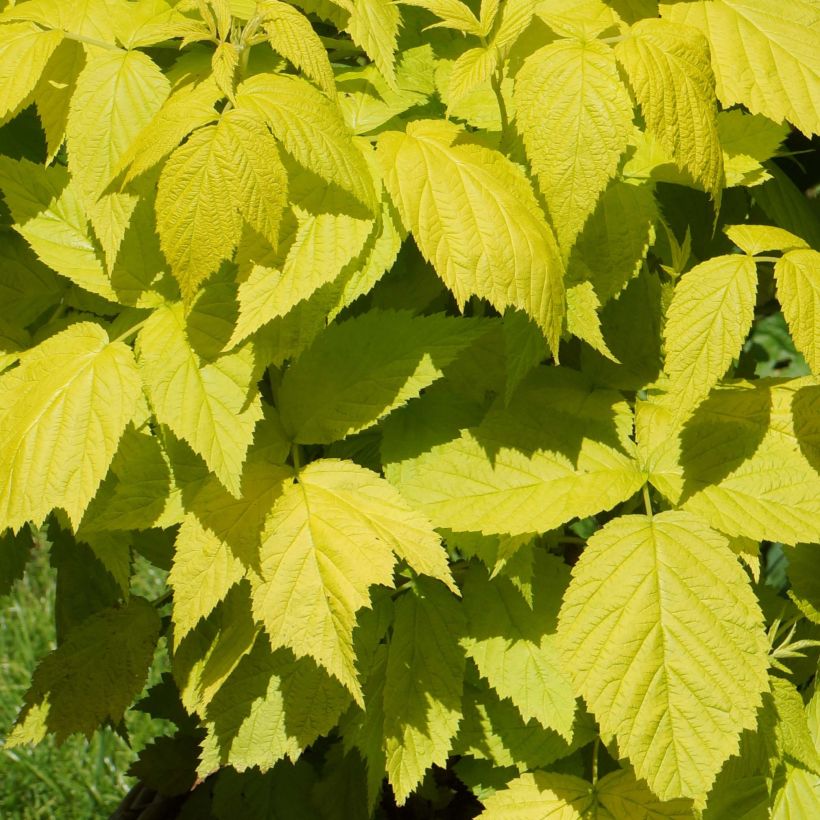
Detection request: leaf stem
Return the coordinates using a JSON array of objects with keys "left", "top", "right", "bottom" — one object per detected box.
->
[
  {"left": 642, "top": 484, "right": 653, "bottom": 519},
  {"left": 291, "top": 443, "right": 303, "bottom": 472},
  {"left": 591, "top": 736, "right": 600, "bottom": 785},
  {"left": 60, "top": 30, "right": 123, "bottom": 52},
  {"left": 754, "top": 256, "right": 781, "bottom": 264},
  {"left": 490, "top": 67, "right": 511, "bottom": 149}
]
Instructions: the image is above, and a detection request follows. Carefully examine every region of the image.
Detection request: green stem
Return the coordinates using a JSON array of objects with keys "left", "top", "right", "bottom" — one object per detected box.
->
[
  {"left": 490, "top": 67, "right": 511, "bottom": 148},
  {"left": 61, "top": 30, "right": 123, "bottom": 51},
  {"left": 291, "top": 443, "right": 303, "bottom": 472},
  {"left": 591, "top": 736, "right": 600, "bottom": 786},
  {"left": 111, "top": 316, "right": 150, "bottom": 346},
  {"left": 754, "top": 256, "right": 781, "bottom": 264},
  {"left": 642, "top": 483, "right": 653, "bottom": 519}
]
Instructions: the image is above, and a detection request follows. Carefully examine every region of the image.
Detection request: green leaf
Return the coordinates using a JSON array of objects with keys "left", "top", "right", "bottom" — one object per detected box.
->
[
  {"left": 772, "top": 677, "right": 820, "bottom": 776},
  {"left": 387, "top": 367, "right": 643, "bottom": 536},
  {"left": 726, "top": 225, "right": 808, "bottom": 256},
  {"left": 662, "top": 254, "right": 758, "bottom": 420},
  {"left": 235, "top": 73, "right": 376, "bottom": 212},
  {"left": 398, "top": 0, "right": 482, "bottom": 34},
  {"left": 597, "top": 767, "right": 695, "bottom": 818},
  {"left": 775, "top": 249, "right": 820, "bottom": 375},
  {"left": 346, "top": 0, "right": 400, "bottom": 86},
  {"left": 383, "top": 579, "right": 466, "bottom": 804},
  {"left": 260, "top": 0, "right": 336, "bottom": 96},
  {"left": 0, "top": 22, "right": 63, "bottom": 124},
  {"left": 616, "top": 18, "right": 724, "bottom": 199},
  {"left": 156, "top": 110, "right": 288, "bottom": 299},
  {"left": 717, "top": 110, "right": 789, "bottom": 188},
  {"left": 460, "top": 555, "right": 575, "bottom": 739},
  {"left": 770, "top": 766, "right": 820, "bottom": 819},
  {"left": 662, "top": 0, "right": 820, "bottom": 137},
  {"left": 66, "top": 49, "right": 169, "bottom": 203},
  {"left": 251, "top": 459, "right": 453, "bottom": 699},
  {"left": 7, "top": 597, "right": 161, "bottom": 745},
  {"left": 0, "top": 526, "right": 33, "bottom": 597},
  {"left": 558, "top": 511, "right": 770, "bottom": 802},
  {"left": 200, "top": 636, "right": 352, "bottom": 773},
  {"left": 784, "top": 543, "right": 820, "bottom": 624},
  {"left": 515, "top": 39, "right": 634, "bottom": 250},
  {"left": 0, "top": 322, "right": 141, "bottom": 531},
  {"left": 377, "top": 120, "right": 565, "bottom": 352},
  {"left": 278, "top": 310, "right": 488, "bottom": 444},
  {"left": 477, "top": 771, "right": 595, "bottom": 818},
  {"left": 135, "top": 303, "right": 264, "bottom": 497}
]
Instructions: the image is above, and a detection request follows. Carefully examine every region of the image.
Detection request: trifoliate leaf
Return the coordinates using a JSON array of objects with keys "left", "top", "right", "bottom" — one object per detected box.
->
[
  {"left": 135, "top": 303, "right": 263, "bottom": 497},
  {"left": 235, "top": 73, "right": 376, "bottom": 211},
  {"left": 616, "top": 18, "right": 723, "bottom": 200},
  {"left": 387, "top": 367, "right": 643, "bottom": 536},
  {"left": 7, "top": 598, "right": 160, "bottom": 745},
  {"left": 662, "top": 0, "right": 820, "bottom": 137},
  {"left": 775, "top": 249, "right": 820, "bottom": 375},
  {"left": 460, "top": 555, "right": 575, "bottom": 738},
  {"left": 0, "top": 322, "right": 141, "bottom": 531},
  {"left": 662, "top": 254, "right": 758, "bottom": 420},
  {"left": 66, "top": 49, "right": 169, "bottom": 203},
  {"left": 383, "top": 579, "right": 466, "bottom": 804},
  {"left": 377, "top": 120, "right": 565, "bottom": 352},
  {"left": 558, "top": 511, "right": 770, "bottom": 802},
  {"left": 251, "top": 459, "right": 453, "bottom": 699},
  {"left": 278, "top": 311, "right": 489, "bottom": 444},
  {"left": 515, "top": 39, "right": 634, "bottom": 250},
  {"left": 260, "top": 0, "right": 336, "bottom": 96},
  {"left": 0, "top": 22, "right": 63, "bottom": 124},
  {"left": 201, "top": 636, "right": 352, "bottom": 773}
]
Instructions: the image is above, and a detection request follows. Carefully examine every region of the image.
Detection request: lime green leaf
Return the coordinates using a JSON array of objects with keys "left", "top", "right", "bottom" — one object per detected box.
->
[
  {"left": 772, "top": 677, "right": 820, "bottom": 775},
  {"left": 460, "top": 555, "right": 575, "bottom": 738},
  {"left": 236, "top": 73, "right": 376, "bottom": 211},
  {"left": 156, "top": 110, "right": 287, "bottom": 299},
  {"left": 771, "top": 766, "right": 820, "bottom": 819},
  {"left": 377, "top": 120, "right": 565, "bottom": 351},
  {"left": 775, "top": 249, "right": 820, "bottom": 374},
  {"left": 120, "top": 77, "right": 221, "bottom": 184},
  {"left": 477, "top": 771, "right": 595, "bottom": 818},
  {"left": 0, "top": 22, "right": 63, "bottom": 124},
  {"left": 1, "top": 0, "right": 118, "bottom": 41},
  {"left": 726, "top": 225, "right": 808, "bottom": 256},
  {"left": 536, "top": 0, "right": 621, "bottom": 39},
  {"left": 661, "top": 0, "right": 820, "bottom": 137},
  {"left": 384, "top": 579, "right": 465, "bottom": 804},
  {"left": 135, "top": 303, "right": 264, "bottom": 497},
  {"left": 448, "top": 46, "right": 498, "bottom": 105},
  {"left": 7, "top": 598, "right": 160, "bottom": 745},
  {"left": 717, "top": 110, "right": 789, "bottom": 188},
  {"left": 673, "top": 380, "right": 820, "bottom": 544},
  {"left": 211, "top": 40, "right": 239, "bottom": 101},
  {"left": 503, "top": 309, "right": 549, "bottom": 403},
  {"left": 558, "top": 511, "right": 770, "bottom": 801},
  {"left": 387, "top": 367, "right": 643, "bottom": 536},
  {"left": 251, "top": 459, "right": 452, "bottom": 699},
  {"left": 616, "top": 18, "right": 723, "bottom": 199},
  {"left": 597, "top": 767, "right": 695, "bottom": 818},
  {"left": 0, "top": 156, "right": 119, "bottom": 301},
  {"left": 260, "top": 0, "right": 336, "bottom": 96},
  {"left": 398, "top": 0, "right": 482, "bottom": 34},
  {"left": 493, "top": 0, "right": 537, "bottom": 54},
  {"left": 66, "top": 49, "right": 169, "bottom": 203},
  {"left": 566, "top": 280, "right": 616, "bottom": 361},
  {"left": 112, "top": 0, "right": 192, "bottom": 48},
  {"left": 346, "top": 0, "right": 400, "bottom": 86},
  {"left": 0, "top": 322, "right": 141, "bottom": 531},
  {"left": 201, "top": 636, "right": 352, "bottom": 773},
  {"left": 515, "top": 39, "right": 634, "bottom": 250},
  {"left": 278, "top": 311, "right": 489, "bottom": 444},
  {"left": 662, "top": 254, "right": 758, "bottom": 420}
]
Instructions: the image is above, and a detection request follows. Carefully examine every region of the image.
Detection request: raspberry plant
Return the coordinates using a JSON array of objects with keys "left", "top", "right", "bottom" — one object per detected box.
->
[{"left": 0, "top": 0, "right": 819, "bottom": 816}]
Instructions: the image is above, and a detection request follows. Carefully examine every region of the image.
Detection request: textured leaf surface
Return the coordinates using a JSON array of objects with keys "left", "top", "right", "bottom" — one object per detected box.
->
[
  {"left": 377, "top": 120, "right": 564, "bottom": 351},
  {"left": 347, "top": 0, "right": 400, "bottom": 85},
  {"left": 616, "top": 18, "right": 723, "bottom": 198},
  {"left": 597, "top": 768, "right": 695, "bottom": 818},
  {"left": 384, "top": 580, "right": 466, "bottom": 804},
  {"left": 66, "top": 49, "right": 169, "bottom": 202},
  {"left": 251, "top": 459, "right": 452, "bottom": 699},
  {"left": 8, "top": 598, "right": 160, "bottom": 745},
  {"left": 775, "top": 249, "right": 820, "bottom": 374},
  {"left": 236, "top": 73, "right": 376, "bottom": 211},
  {"left": 477, "top": 771, "right": 594, "bottom": 818},
  {"left": 387, "top": 367, "right": 643, "bottom": 535},
  {"left": 515, "top": 39, "right": 634, "bottom": 249},
  {"left": 136, "top": 303, "right": 263, "bottom": 497},
  {"left": 460, "top": 557, "right": 575, "bottom": 738},
  {"left": 663, "top": 254, "right": 758, "bottom": 419},
  {"left": 558, "top": 511, "right": 770, "bottom": 801},
  {"left": 662, "top": 0, "right": 820, "bottom": 137},
  {"left": 278, "top": 311, "right": 487, "bottom": 444},
  {"left": 0, "top": 323, "right": 141, "bottom": 531},
  {"left": 156, "top": 111, "right": 287, "bottom": 298}
]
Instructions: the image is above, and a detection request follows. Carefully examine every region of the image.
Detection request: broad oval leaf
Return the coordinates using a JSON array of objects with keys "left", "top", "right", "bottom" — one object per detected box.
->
[
  {"left": 0, "top": 322, "right": 141, "bottom": 531},
  {"left": 558, "top": 511, "right": 770, "bottom": 802}
]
